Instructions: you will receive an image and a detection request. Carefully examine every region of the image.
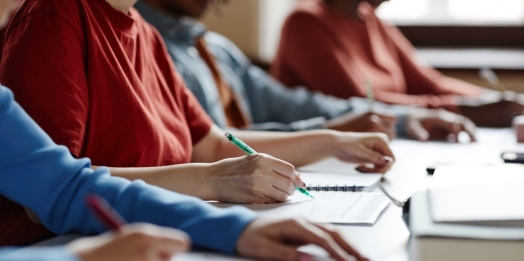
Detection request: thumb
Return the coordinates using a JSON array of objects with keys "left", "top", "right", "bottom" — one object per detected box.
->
[{"left": 407, "top": 119, "right": 429, "bottom": 141}]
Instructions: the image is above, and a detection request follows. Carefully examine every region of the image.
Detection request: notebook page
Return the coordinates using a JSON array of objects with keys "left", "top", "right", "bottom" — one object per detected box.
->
[{"left": 213, "top": 192, "right": 389, "bottom": 225}]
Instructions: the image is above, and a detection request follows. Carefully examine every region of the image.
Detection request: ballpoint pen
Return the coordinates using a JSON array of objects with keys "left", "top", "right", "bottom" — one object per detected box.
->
[
  {"left": 86, "top": 193, "right": 126, "bottom": 230},
  {"left": 224, "top": 132, "right": 314, "bottom": 199},
  {"left": 365, "top": 78, "right": 374, "bottom": 112}
]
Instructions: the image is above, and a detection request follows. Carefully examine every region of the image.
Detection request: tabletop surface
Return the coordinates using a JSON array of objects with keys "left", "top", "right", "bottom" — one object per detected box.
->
[{"left": 35, "top": 128, "right": 524, "bottom": 261}]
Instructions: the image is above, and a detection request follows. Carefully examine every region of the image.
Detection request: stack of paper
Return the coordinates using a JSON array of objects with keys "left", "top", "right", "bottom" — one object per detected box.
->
[
  {"left": 430, "top": 163, "right": 524, "bottom": 226},
  {"left": 429, "top": 182, "right": 524, "bottom": 226}
]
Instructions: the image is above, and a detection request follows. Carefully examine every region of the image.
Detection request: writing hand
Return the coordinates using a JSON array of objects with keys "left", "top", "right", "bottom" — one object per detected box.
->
[
  {"left": 68, "top": 223, "right": 190, "bottom": 261},
  {"left": 205, "top": 154, "right": 304, "bottom": 203}
]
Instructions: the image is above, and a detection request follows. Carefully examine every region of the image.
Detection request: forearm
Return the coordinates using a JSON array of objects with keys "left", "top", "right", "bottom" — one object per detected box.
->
[
  {"left": 101, "top": 163, "right": 214, "bottom": 200},
  {"left": 0, "top": 87, "right": 257, "bottom": 253},
  {"left": 217, "top": 130, "right": 338, "bottom": 167}
]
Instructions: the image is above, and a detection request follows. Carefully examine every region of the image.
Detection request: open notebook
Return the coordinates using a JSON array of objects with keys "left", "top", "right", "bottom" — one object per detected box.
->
[{"left": 212, "top": 171, "right": 388, "bottom": 225}]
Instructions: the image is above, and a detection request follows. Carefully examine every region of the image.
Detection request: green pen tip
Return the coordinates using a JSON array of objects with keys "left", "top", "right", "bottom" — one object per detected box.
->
[{"left": 297, "top": 187, "right": 314, "bottom": 199}]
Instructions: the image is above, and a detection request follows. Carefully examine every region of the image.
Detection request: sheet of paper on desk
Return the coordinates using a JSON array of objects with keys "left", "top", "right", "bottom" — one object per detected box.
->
[{"left": 214, "top": 192, "right": 389, "bottom": 225}]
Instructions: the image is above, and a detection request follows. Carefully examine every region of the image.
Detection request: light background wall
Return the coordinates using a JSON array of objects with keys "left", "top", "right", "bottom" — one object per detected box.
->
[{"left": 200, "top": 0, "right": 297, "bottom": 62}]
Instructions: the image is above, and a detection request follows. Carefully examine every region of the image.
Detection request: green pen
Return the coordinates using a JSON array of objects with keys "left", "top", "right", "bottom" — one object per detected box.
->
[{"left": 225, "top": 132, "right": 314, "bottom": 199}]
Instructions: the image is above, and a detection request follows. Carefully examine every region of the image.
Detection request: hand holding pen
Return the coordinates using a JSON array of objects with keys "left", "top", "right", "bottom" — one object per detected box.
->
[
  {"left": 225, "top": 132, "right": 314, "bottom": 199},
  {"left": 68, "top": 194, "right": 189, "bottom": 261}
]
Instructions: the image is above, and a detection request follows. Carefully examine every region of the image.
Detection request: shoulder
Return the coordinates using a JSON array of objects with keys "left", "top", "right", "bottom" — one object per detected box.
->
[
  {"left": 204, "top": 31, "right": 250, "bottom": 66},
  {"left": 14, "top": 0, "right": 84, "bottom": 22},
  {"left": 8, "top": 0, "right": 86, "bottom": 38},
  {"left": 357, "top": 2, "right": 399, "bottom": 35},
  {"left": 282, "top": 0, "right": 332, "bottom": 34},
  {"left": 204, "top": 31, "right": 241, "bottom": 55}
]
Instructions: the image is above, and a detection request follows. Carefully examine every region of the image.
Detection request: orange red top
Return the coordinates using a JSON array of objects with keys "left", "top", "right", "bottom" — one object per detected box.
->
[{"left": 271, "top": 0, "right": 482, "bottom": 110}]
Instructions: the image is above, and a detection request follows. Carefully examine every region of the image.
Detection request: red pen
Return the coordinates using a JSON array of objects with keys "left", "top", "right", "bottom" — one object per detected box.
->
[{"left": 85, "top": 193, "right": 126, "bottom": 230}]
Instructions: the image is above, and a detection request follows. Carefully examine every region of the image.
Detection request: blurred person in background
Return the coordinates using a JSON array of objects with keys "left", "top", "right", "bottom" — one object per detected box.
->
[
  {"left": 271, "top": 0, "right": 524, "bottom": 128},
  {"left": 136, "top": 0, "right": 478, "bottom": 142}
]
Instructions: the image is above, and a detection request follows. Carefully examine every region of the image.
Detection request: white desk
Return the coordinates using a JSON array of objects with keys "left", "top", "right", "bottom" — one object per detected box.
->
[
  {"left": 342, "top": 128, "right": 522, "bottom": 261},
  {"left": 37, "top": 128, "right": 524, "bottom": 261}
]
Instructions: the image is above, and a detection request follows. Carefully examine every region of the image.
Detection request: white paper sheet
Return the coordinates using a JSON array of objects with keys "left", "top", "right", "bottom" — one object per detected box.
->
[
  {"left": 430, "top": 182, "right": 524, "bottom": 224},
  {"left": 214, "top": 192, "right": 389, "bottom": 225}
]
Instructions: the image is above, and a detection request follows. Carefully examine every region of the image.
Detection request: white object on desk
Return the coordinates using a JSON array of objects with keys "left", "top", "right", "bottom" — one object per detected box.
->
[
  {"left": 429, "top": 163, "right": 524, "bottom": 226},
  {"left": 432, "top": 163, "right": 524, "bottom": 188},
  {"left": 410, "top": 191, "right": 524, "bottom": 261},
  {"left": 429, "top": 182, "right": 524, "bottom": 226},
  {"left": 214, "top": 192, "right": 389, "bottom": 225}
]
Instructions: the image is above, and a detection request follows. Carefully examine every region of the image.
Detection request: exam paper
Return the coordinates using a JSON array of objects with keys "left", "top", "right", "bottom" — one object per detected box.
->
[{"left": 214, "top": 192, "right": 389, "bottom": 225}]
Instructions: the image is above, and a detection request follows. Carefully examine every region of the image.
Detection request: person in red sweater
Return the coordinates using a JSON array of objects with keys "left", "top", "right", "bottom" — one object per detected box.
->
[
  {"left": 0, "top": 0, "right": 394, "bottom": 246},
  {"left": 272, "top": 0, "right": 524, "bottom": 127}
]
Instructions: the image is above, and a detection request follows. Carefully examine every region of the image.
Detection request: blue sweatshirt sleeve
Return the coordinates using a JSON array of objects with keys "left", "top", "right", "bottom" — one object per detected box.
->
[
  {"left": 0, "top": 86, "right": 257, "bottom": 254},
  {"left": 0, "top": 247, "right": 80, "bottom": 261}
]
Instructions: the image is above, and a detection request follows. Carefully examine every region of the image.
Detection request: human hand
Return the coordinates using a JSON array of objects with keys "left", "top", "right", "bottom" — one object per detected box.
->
[
  {"left": 236, "top": 217, "right": 369, "bottom": 261},
  {"left": 406, "top": 109, "right": 477, "bottom": 142},
  {"left": 206, "top": 154, "right": 305, "bottom": 203},
  {"left": 459, "top": 91, "right": 524, "bottom": 127},
  {"left": 68, "top": 223, "right": 190, "bottom": 261},
  {"left": 329, "top": 132, "right": 394, "bottom": 173},
  {"left": 326, "top": 111, "right": 397, "bottom": 139}
]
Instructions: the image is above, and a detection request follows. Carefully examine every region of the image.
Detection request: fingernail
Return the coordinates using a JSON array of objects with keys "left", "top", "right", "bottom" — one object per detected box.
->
[
  {"left": 383, "top": 156, "right": 394, "bottom": 163},
  {"left": 298, "top": 253, "right": 314, "bottom": 261},
  {"left": 301, "top": 181, "right": 306, "bottom": 188}
]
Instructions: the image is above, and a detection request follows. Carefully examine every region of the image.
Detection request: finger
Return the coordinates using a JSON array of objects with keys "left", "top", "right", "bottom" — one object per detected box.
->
[
  {"left": 251, "top": 238, "right": 301, "bottom": 261},
  {"left": 461, "top": 118, "right": 477, "bottom": 142},
  {"left": 407, "top": 119, "right": 429, "bottom": 141},
  {"left": 314, "top": 225, "right": 370, "bottom": 261},
  {"left": 282, "top": 222, "right": 349, "bottom": 261},
  {"left": 376, "top": 113, "right": 397, "bottom": 128},
  {"left": 348, "top": 146, "right": 389, "bottom": 166},
  {"left": 154, "top": 237, "right": 190, "bottom": 260},
  {"left": 264, "top": 186, "right": 290, "bottom": 202},
  {"left": 430, "top": 119, "right": 461, "bottom": 143},
  {"left": 372, "top": 138, "right": 395, "bottom": 161},
  {"left": 268, "top": 172, "right": 295, "bottom": 196},
  {"left": 369, "top": 115, "right": 395, "bottom": 139},
  {"left": 356, "top": 161, "right": 392, "bottom": 174},
  {"left": 264, "top": 155, "right": 304, "bottom": 187}
]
